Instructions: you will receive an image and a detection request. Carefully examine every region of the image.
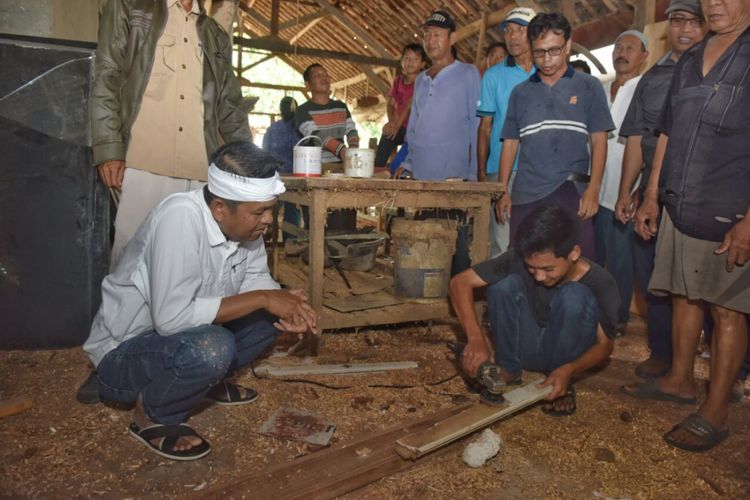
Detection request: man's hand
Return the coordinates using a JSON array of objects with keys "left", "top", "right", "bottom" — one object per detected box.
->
[
  {"left": 264, "top": 289, "right": 318, "bottom": 334},
  {"left": 97, "top": 160, "right": 126, "bottom": 189},
  {"left": 715, "top": 216, "right": 750, "bottom": 272},
  {"left": 537, "top": 363, "right": 574, "bottom": 400},
  {"left": 614, "top": 191, "right": 639, "bottom": 224},
  {"left": 382, "top": 122, "right": 398, "bottom": 139},
  {"left": 460, "top": 337, "right": 493, "bottom": 376},
  {"left": 578, "top": 186, "right": 600, "bottom": 220},
  {"left": 495, "top": 194, "right": 511, "bottom": 225},
  {"left": 634, "top": 196, "right": 660, "bottom": 240}
]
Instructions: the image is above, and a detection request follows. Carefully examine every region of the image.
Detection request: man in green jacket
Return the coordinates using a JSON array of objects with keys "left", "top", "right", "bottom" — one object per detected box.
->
[{"left": 91, "top": 0, "right": 250, "bottom": 268}]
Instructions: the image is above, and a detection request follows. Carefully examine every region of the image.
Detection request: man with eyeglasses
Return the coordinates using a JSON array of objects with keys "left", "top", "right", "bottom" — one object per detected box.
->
[
  {"left": 593, "top": 29, "right": 649, "bottom": 338},
  {"left": 496, "top": 13, "right": 614, "bottom": 260},
  {"left": 616, "top": 0, "right": 708, "bottom": 381},
  {"left": 477, "top": 7, "right": 536, "bottom": 258}
]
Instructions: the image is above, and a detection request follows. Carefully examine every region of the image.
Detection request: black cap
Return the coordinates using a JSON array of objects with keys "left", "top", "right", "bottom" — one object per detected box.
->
[{"left": 422, "top": 10, "right": 456, "bottom": 32}]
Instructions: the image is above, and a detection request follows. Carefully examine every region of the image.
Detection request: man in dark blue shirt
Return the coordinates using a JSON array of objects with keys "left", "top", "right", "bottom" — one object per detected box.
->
[{"left": 496, "top": 13, "right": 614, "bottom": 260}]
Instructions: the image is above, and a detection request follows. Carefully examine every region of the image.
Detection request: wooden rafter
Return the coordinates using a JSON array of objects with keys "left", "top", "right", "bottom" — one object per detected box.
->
[
  {"left": 288, "top": 16, "right": 323, "bottom": 44},
  {"left": 312, "top": 0, "right": 392, "bottom": 57}
]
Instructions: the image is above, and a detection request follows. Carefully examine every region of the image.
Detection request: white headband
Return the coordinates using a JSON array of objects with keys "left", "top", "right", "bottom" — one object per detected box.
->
[{"left": 207, "top": 164, "right": 286, "bottom": 202}]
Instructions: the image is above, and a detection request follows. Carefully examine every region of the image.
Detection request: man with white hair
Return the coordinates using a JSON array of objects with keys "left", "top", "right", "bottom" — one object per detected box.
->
[{"left": 83, "top": 141, "right": 318, "bottom": 461}]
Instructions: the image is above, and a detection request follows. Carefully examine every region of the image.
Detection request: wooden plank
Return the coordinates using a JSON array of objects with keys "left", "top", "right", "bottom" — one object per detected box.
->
[
  {"left": 0, "top": 398, "right": 32, "bottom": 419},
  {"left": 254, "top": 361, "right": 418, "bottom": 377},
  {"left": 280, "top": 176, "right": 504, "bottom": 194},
  {"left": 308, "top": 190, "right": 326, "bottom": 355},
  {"left": 324, "top": 292, "right": 402, "bottom": 313},
  {"left": 200, "top": 404, "right": 469, "bottom": 499},
  {"left": 394, "top": 379, "right": 552, "bottom": 460}
]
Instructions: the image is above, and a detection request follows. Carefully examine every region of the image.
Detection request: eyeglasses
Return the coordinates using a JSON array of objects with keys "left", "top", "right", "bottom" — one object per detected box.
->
[
  {"left": 668, "top": 15, "right": 705, "bottom": 28},
  {"left": 532, "top": 45, "right": 565, "bottom": 59}
]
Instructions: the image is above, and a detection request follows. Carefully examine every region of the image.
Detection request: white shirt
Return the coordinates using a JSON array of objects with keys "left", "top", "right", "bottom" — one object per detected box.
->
[
  {"left": 84, "top": 189, "right": 280, "bottom": 366},
  {"left": 599, "top": 76, "right": 641, "bottom": 211}
]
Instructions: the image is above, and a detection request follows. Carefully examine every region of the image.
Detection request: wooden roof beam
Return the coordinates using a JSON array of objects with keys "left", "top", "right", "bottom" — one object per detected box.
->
[
  {"left": 278, "top": 11, "right": 328, "bottom": 31},
  {"left": 356, "top": 64, "right": 390, "bottom": 96},
  {"left": 454, "top": 4, "right": 518, "bottom": 43},
  {"left": 313, "top": 0, "right": 393, "bottom": 57},
  {"left": 234, "top": 35, "right": 400, "bottom": 67},
  {"left": 330, "top": 66, "right": 389, "bottom": 89},
  {"left": 289, "top": 16, "right": 324, "bottom": 44}
]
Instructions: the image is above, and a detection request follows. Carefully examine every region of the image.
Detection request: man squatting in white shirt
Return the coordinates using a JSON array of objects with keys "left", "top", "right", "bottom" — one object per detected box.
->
[{"left": 83, "top": 141, "right": 318, "bottom": 461}]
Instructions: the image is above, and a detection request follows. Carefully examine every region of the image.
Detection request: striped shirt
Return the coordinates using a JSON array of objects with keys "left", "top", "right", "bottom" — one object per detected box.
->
[
  {"left": 502, "top": 65, "right": 614, "bottom": 204},
  {"left": 294, "top": 99, "right": 359, "bottom": 164}
]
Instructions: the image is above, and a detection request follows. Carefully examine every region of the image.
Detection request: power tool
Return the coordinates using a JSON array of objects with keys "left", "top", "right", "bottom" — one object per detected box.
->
[{"left": 447, "top": 341, "right": 511, "bottom": 406}]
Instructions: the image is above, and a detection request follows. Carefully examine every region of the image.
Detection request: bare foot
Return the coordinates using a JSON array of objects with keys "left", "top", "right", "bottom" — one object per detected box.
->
[{"left": 133, "top": 400, "right": 203, "bottom": 452}]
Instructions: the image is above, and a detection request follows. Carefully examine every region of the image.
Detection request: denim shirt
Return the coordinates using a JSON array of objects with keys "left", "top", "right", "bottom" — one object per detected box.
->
[{"left": 658, "top": 27, "right": 750, "bottom": 242}]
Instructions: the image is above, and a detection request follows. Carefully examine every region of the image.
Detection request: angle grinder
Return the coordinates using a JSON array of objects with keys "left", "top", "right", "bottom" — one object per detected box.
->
[{"left": 447, "top": 341, "right": 510, "bottom": 406}]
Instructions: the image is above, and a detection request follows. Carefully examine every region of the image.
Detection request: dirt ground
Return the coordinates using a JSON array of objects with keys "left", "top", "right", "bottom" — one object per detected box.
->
[{"left": 1, "top": 316, "right": 749, "bottom": 499}]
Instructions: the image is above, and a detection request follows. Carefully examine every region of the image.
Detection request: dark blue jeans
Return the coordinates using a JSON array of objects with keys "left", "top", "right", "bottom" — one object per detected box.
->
[
  {"left": 487, "top": 274, "right": 598, "bottom": 375},
  {"left": 97, "top": 311, "right": 279, "bottom": 425},
  {"left": 632, "top": 232, "right": 673, "bottom": 362},
  {"left": 593, "top": 207, "right": 635, "bottom": 325}
]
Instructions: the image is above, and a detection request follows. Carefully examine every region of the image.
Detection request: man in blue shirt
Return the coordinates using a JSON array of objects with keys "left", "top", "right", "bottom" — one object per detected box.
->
[
  {"left": 477, "top": 7, "right": 536, "bottom": 257},
  {"left": 497, "top": 13, "right": 614, "bottom": 260},
  {"left": 403, "top": 10, "right": 480, "bottom": 181}
]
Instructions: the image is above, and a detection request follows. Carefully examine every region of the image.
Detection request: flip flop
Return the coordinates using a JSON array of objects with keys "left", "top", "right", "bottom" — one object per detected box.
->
[
  {"left": 542, "top": 386, "right": 576, "bottom": 417},
  {"left": 663, "top": 413, "right": 730, "bottom": 452},
  {"left": 128, "top": 422, "right": 211, "bottom": 461},
  {"left": 620, "top": 380, "right": 697, "bottom": 405},
  {"left": 206, "top": 381, "right": 259, "bottom": 406}
]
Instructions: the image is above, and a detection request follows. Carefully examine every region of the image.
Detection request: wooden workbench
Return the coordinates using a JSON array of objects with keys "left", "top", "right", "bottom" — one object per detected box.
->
[{"left": 276, "top": 176, "right": 503, "bottom": 331}]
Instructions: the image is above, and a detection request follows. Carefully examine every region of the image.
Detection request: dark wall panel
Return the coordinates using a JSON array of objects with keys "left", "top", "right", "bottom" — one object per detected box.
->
[{"left": 0, "top": 36, "right": 109, "bottom": 349}]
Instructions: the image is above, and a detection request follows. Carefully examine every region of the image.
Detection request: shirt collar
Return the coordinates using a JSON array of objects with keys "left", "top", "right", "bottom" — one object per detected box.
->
[
  {"left": 529, "top": 63, "right": 574, "bottom": 82},
  {"left": 656, "top": 51, "right": 677, "bottom": 66},
  {"left": 170, "top": 0, "right": 200, "bottom": 15},
  {"left": 194, "top": 189, "right": 235, "bottom": 247}
]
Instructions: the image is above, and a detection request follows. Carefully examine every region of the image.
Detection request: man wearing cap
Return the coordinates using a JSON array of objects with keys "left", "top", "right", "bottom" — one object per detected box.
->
[
  {"left": 615, "top": 0, "right": 708, "bottom": 379},
  {"left": 83, "top": 141, "right": 318, "bottom": 461},
  {"left": 496, "top": 13, "right": 614, "bottom": 260},
  {"left": 477, "top": 7, "right": 536, "bottom": 257},
  {"left": 593, "top": 29, "right": 649, "bottom": 337},
  {"left": 403, "top": 10, "right": 480, "bottom": 181}
]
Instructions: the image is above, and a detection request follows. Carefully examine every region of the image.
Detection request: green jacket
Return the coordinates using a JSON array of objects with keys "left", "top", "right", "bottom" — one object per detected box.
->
[{"left": 91, "top": 0, "right": 250, "bottom": 166}]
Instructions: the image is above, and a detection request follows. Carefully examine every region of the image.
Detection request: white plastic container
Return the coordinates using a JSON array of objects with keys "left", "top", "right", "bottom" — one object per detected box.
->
[
  {"left": 343, "top": 148, "right": 375, "bottom": 178},
  {"left": 293, "top": 135, "right": 323, "bottom": 177}
]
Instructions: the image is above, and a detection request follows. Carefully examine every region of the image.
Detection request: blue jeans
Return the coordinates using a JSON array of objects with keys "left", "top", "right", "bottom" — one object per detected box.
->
[
  {"left": 96, "top": 311, "right": 279, "bottom": 425},
  {"left": 632, "top": 232, "right": 672, "bottom": 362},
  {"left": 593, "top": 207, "right": 635, "bottom": 325},
  {"left": 487, "top": 274, "right": 598, "bottom": 375}
]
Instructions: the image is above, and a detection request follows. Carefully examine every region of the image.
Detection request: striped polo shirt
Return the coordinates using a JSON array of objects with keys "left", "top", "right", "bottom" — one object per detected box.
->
[{"left": 502, "top": 65, "right": 614, "bottom": 204}]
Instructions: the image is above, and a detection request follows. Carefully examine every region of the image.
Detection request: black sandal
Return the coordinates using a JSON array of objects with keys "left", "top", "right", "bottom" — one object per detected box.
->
[
  {"left": 206, "top": 381, "right": 259, "bottom": 406},
  {"left": 128, "top": 422, "right": 211, "bottom": 461},
  {"left": 542, "top": 385, "right": 576, "bottom": 416},
  {"left": 663, "top": 413, "right": 730, "bottom": 452}
]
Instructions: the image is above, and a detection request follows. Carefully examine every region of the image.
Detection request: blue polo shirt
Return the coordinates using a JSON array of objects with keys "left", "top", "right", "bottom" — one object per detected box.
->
[
  {"left": 477, "top": 56, "right": 535, "bottom": 175},
  {"left": 502, "top": 65, "right": 614, "bottom": 204},
  {"left": 405, "top": 60, "right": 480, "bottom": 180}
]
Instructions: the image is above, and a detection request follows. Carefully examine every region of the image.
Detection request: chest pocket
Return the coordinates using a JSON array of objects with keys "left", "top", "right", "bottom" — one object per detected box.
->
[{"left": 701, "top": 82, "right": 749, "bottom": 132}]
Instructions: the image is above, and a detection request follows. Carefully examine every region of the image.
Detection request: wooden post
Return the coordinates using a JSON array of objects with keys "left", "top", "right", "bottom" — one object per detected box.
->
[
  {"left": 270, "top": 0, "right": 280, "bottom": 37},
  {"left": 475, "top": 11, "right": 489, "bottom": 70},
  {"left": 308, "top": 190, "right": 327, "bottom": 355}
]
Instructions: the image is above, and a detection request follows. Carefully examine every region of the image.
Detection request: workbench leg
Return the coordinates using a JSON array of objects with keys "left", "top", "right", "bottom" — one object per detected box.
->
[
  {"left": 469, "top": 206, "right": 491, "bottom": 322},
  {"left": 308, "top": 191, "right": 327, "bottom": 356}
]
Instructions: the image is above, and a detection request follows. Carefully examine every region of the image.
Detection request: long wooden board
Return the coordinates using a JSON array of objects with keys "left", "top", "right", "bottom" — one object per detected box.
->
[
  {"left": 394, "top": 379, "right": 552, "bottom": 460},
  {"left": 200, "top": 404, "right": 469, "bottom": 500}
]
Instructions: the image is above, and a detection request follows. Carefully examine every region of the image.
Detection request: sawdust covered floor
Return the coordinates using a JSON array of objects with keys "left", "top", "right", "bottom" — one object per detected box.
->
[{"left": 1, "top": 317, "right": 749, "bottom": 499}]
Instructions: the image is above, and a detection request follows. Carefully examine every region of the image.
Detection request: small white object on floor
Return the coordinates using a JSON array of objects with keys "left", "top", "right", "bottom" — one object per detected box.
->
[{"left": 462, "top": 428, "right": 502, "bottom": 468}]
